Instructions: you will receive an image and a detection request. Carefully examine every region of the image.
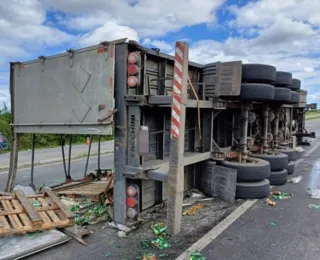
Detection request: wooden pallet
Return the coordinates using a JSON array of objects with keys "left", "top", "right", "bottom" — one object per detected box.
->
[{"left": 0, "top": 188, "right": 74, "bottom": 236}]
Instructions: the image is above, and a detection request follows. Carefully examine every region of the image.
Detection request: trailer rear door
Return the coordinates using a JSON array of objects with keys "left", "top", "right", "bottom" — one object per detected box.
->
[{"left": 11, "top": 44, "right": 115, "bottom": 135}]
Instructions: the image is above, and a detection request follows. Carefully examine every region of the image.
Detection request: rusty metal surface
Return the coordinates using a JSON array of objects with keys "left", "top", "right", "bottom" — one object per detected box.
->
[
  {"left": 203, "top": 61, "right": 242, "bottom": 98},
  {"left": 12, "top": 44, "right": 115, "bottom": 135}
]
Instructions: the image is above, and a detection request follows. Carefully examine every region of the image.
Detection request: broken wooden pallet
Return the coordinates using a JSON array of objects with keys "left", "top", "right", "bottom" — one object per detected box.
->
[
  {"left": 0, "top": 188, "right": 74, "bottom": 236},
  {"left": 53, "top": 178, "right": 114, "bottom": 197}
]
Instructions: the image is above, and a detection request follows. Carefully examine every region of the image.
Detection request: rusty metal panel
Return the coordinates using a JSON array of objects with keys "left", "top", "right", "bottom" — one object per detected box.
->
[
  {"left": 296, "top": 90, "right": 307, "bottom": 108},
  {"left": 144, "top": 54, "right": 201, "bottom": 98},
  {"left": 141, "top": 179, "right": 156, "bottom": 210},
  {"left": 12, "top": 44, "right": 115, "bottom": 135},
  {"left": 203, "top": 61, "right": 242, "bottom": 98}
]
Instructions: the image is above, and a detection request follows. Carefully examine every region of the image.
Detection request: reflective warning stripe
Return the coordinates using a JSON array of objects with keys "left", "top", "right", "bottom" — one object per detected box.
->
[{"left": 171, "top": 42, "right": 184, "bottom": 138}]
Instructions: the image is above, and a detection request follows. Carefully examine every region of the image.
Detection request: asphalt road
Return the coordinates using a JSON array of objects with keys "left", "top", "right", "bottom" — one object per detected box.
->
[
  {"left": 200, "top": 120, "right": 320, "bottom": 260},
  {"left": 0, "top": 140, "right": 114, "bottom": 169},
  {"left": 0, "top": 153, "right": 114, "bottom": 191}
]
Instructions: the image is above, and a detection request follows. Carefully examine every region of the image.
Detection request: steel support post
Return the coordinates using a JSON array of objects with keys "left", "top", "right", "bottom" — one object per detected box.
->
[
  {"left": 273, "top": 109, "right": 280, "bottom": 148},
  {"left": 202, "top": 109, "right": 213, "bottom": 152},
  {"left": 6, "top": 133, "right": 19, "bottom": 192},
  {"left": 113, "top": 44, "right": 128, "bottom": 224},
  {"left": 167, "top": 41, "right": 189, "bottom": 235},
  {"left": 239, "top": 103, "right": 249, "bottom": 160},
  {"left": 84, "top": 135, "right": 93, "bottom": 177},
  {"left": 29, "top": 133, "right": 36, "bottom": 191},
  {"left": 60, "top": 135, "right": 68, "bottom": 179},
  {"left": 289, "top": 107, "right": 293, "bottom": 146},
  {"left": 67, "top": 135, "right": 72, "bottom": 179},
  {"left": 284, "top": 108, "right": 288, "bottom": 142},
  {"left": 262, "top": 106, "right": 269, "bottom": 152}
]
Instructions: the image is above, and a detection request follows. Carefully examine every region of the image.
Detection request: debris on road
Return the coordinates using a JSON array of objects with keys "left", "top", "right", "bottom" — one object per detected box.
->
[
  {"left": 151, "top": 237, "right": 171, "bottom": 249},
  {"left": 288, "top": 175, "right": 302, "bottom": 184},
  {"left": 308, "top": 187, "right": 320, "bottom": 199},
  {"left": 142, "top": 253, "right": 156, "bottom": 260},
  {"left": 103, "top": 221, "right": 136, "bottom": 235},
  {"left": 60, "top": 225, "right": 95, "bottom": 245},
  {"left": 265, "top": 198, "right": 277, "bottom": 206},
  {"left": 307, "top": 204, "right": 320, "bottom": 209},
  {"left": 152, "top": 222, "right": 167, "bottom": 235},
  {"left": 183, "top": 203, "right": 204, "bottom": 216},
  {"left": 269, "top": 222, "right": 277, "bottom": 227},
  {"left": 189, "top": 250, "right": 206, "bottom": 260},
  {"left": 141, "top": 240, "right": 152, "bottom": 249},
  {"left": 271, "top": 191, "right": 292, "bottom": 200},
  {"left": 117, "top": 231, "right": 127, "bottom": 238}
]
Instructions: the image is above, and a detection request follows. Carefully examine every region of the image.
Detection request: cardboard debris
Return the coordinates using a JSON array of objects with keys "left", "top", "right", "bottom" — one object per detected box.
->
[
  {"left": 288, "top": 176, "right": 302, "bottom": 184},
  {"left": 265, "top": 198, "right": 277, "bottom": 206},
  {"left": 183, "top": 203, "right": 204, "bottom": 216}
]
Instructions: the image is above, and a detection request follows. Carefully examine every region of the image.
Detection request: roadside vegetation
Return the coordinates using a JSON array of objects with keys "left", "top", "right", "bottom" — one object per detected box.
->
[
  {"left": 306, "top": 109, "right": 320, "bottom": 120},
  {"left": 0, "top": 103, "right": 113, "bottom": 151}
]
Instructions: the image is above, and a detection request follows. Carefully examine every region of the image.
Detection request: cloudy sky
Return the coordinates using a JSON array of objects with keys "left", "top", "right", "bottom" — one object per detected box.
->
[{"left": 0, "top": 0, "right": 319, "bottom": 107}]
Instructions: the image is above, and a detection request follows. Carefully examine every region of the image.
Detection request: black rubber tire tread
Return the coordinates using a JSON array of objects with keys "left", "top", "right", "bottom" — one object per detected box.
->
[
  {"left": 291, "top": 78, "right": 301, "bottom": 90},
  {"left": 286, "top": 161, "right": 295, "bottom": 175},
  {"left": 274, "top": 87, "right": 291, "bottom": 102},
  {"left": 242, "top": 64, "right": 276, "bottom": 84},
  {"left": 290, "top": 91, "right": 299, "bottom": 103},
  {"left": 239, "top": 83, "right": 275, "bottom": 102},
  {"left": 274, "top": 71, "right": 292, "bottom": 86},
  {"left": 236, "top": 179, "right": 270, "bottom": 199},
  {"left": 268, "top": 169, "right": 288, "bottom": 186},
  {"left": 219, "top": 157, "right": 270, "bottom": 181},
  {"left": 250, "top": 152, "right": 288, "bottom": 171},
  {"left": 276, "top": 148, "right": 298, "bottom": 161}
]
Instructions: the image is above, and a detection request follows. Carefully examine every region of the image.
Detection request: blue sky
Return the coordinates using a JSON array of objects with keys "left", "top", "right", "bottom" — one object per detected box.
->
[{"left": 1, "top": 0, "right": 320, "bottom": 107}]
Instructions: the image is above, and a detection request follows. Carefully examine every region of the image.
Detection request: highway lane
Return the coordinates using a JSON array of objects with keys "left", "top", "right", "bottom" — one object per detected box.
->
[{"left": 0, "top": 154, "right": 114, "bottom": 191}]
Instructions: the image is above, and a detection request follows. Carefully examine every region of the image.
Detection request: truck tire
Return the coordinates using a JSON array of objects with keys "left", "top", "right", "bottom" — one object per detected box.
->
[
  {"left": 291, "top": 78, "right": 301, "bottom": 90},
  {"left": 250, "top": 152, "right": 288, "bottom": 170},
  {"left": 274, "top": 87, "right": 291, "bottom": 102},
  {"left": 236, "top": 179, "right": 270, "bottom": 199},
  {"left": 274, "top": 71, "right": 292, "bottom": 86},
  {"left": 286, "top": 161, "right": 295, "bottom": 175},
  {"left": 268, "top": 169, "right": 288, "bottom": 185},
  {"left": 219, "top": 157, "right": 270, "bottom": 181},
  {"left": 242, "top": 64, "right": 276, "bottom": 84},
  {"left": 276, "top": 148, "right": 298, "bottom": 161},
  {"left": 239, "top": 83, "right": 275, "bottom": 102},
  {"left": 290, "top": 91, "right": 299, "bottom": 103}
]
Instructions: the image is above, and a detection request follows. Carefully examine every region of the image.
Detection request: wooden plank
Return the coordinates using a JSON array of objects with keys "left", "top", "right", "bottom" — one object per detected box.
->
[
  {"left": 15, "top": 189, "right": 43, "bottom": 227},
  {"left": 0, "top": 194, "right": 44, "bottom": 200},
  {"left": 38, "top": 198, "right": 60, "bottom": 222},
  {"left": 2, "top": 200, "right": 23, "bottom": 229},
  {"left": 43, "top": 188, "right": 75, "bottom": 219},
  {"left": 11, "top": 200, "right": 31, "bottom": 228},
  {"left": 0, "top": 216, "right": 10, "bottom": 230},
  {"left": 0, "top": 191, "right": 12, "bottom": 196}
]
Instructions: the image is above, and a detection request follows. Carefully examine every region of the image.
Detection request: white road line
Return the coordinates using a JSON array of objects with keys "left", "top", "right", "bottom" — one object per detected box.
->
[
  {"left": 0, "top": 153, "right": 114, "bottom": 175},
  {"left": 176, "top": 140, "right": 320, "bottom": 260}
]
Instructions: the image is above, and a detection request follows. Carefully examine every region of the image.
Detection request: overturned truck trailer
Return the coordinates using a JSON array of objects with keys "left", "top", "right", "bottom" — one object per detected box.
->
[{"left": 6, "top": 38, "right": 313, "bottom": 234}]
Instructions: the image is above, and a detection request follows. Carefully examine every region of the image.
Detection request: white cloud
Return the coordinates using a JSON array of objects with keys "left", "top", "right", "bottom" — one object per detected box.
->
[
  {"left": 0, "top": 0, "right": 75, "bottom": 66},
  {"left": 142, "top": 38, "right": 173, "bottom": 52},
  {"left": 79, "top": 21, "right": 139, "bottom": 47},
  {"left": 45, "top": 0, "right": 226, "bottom": 37}
]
